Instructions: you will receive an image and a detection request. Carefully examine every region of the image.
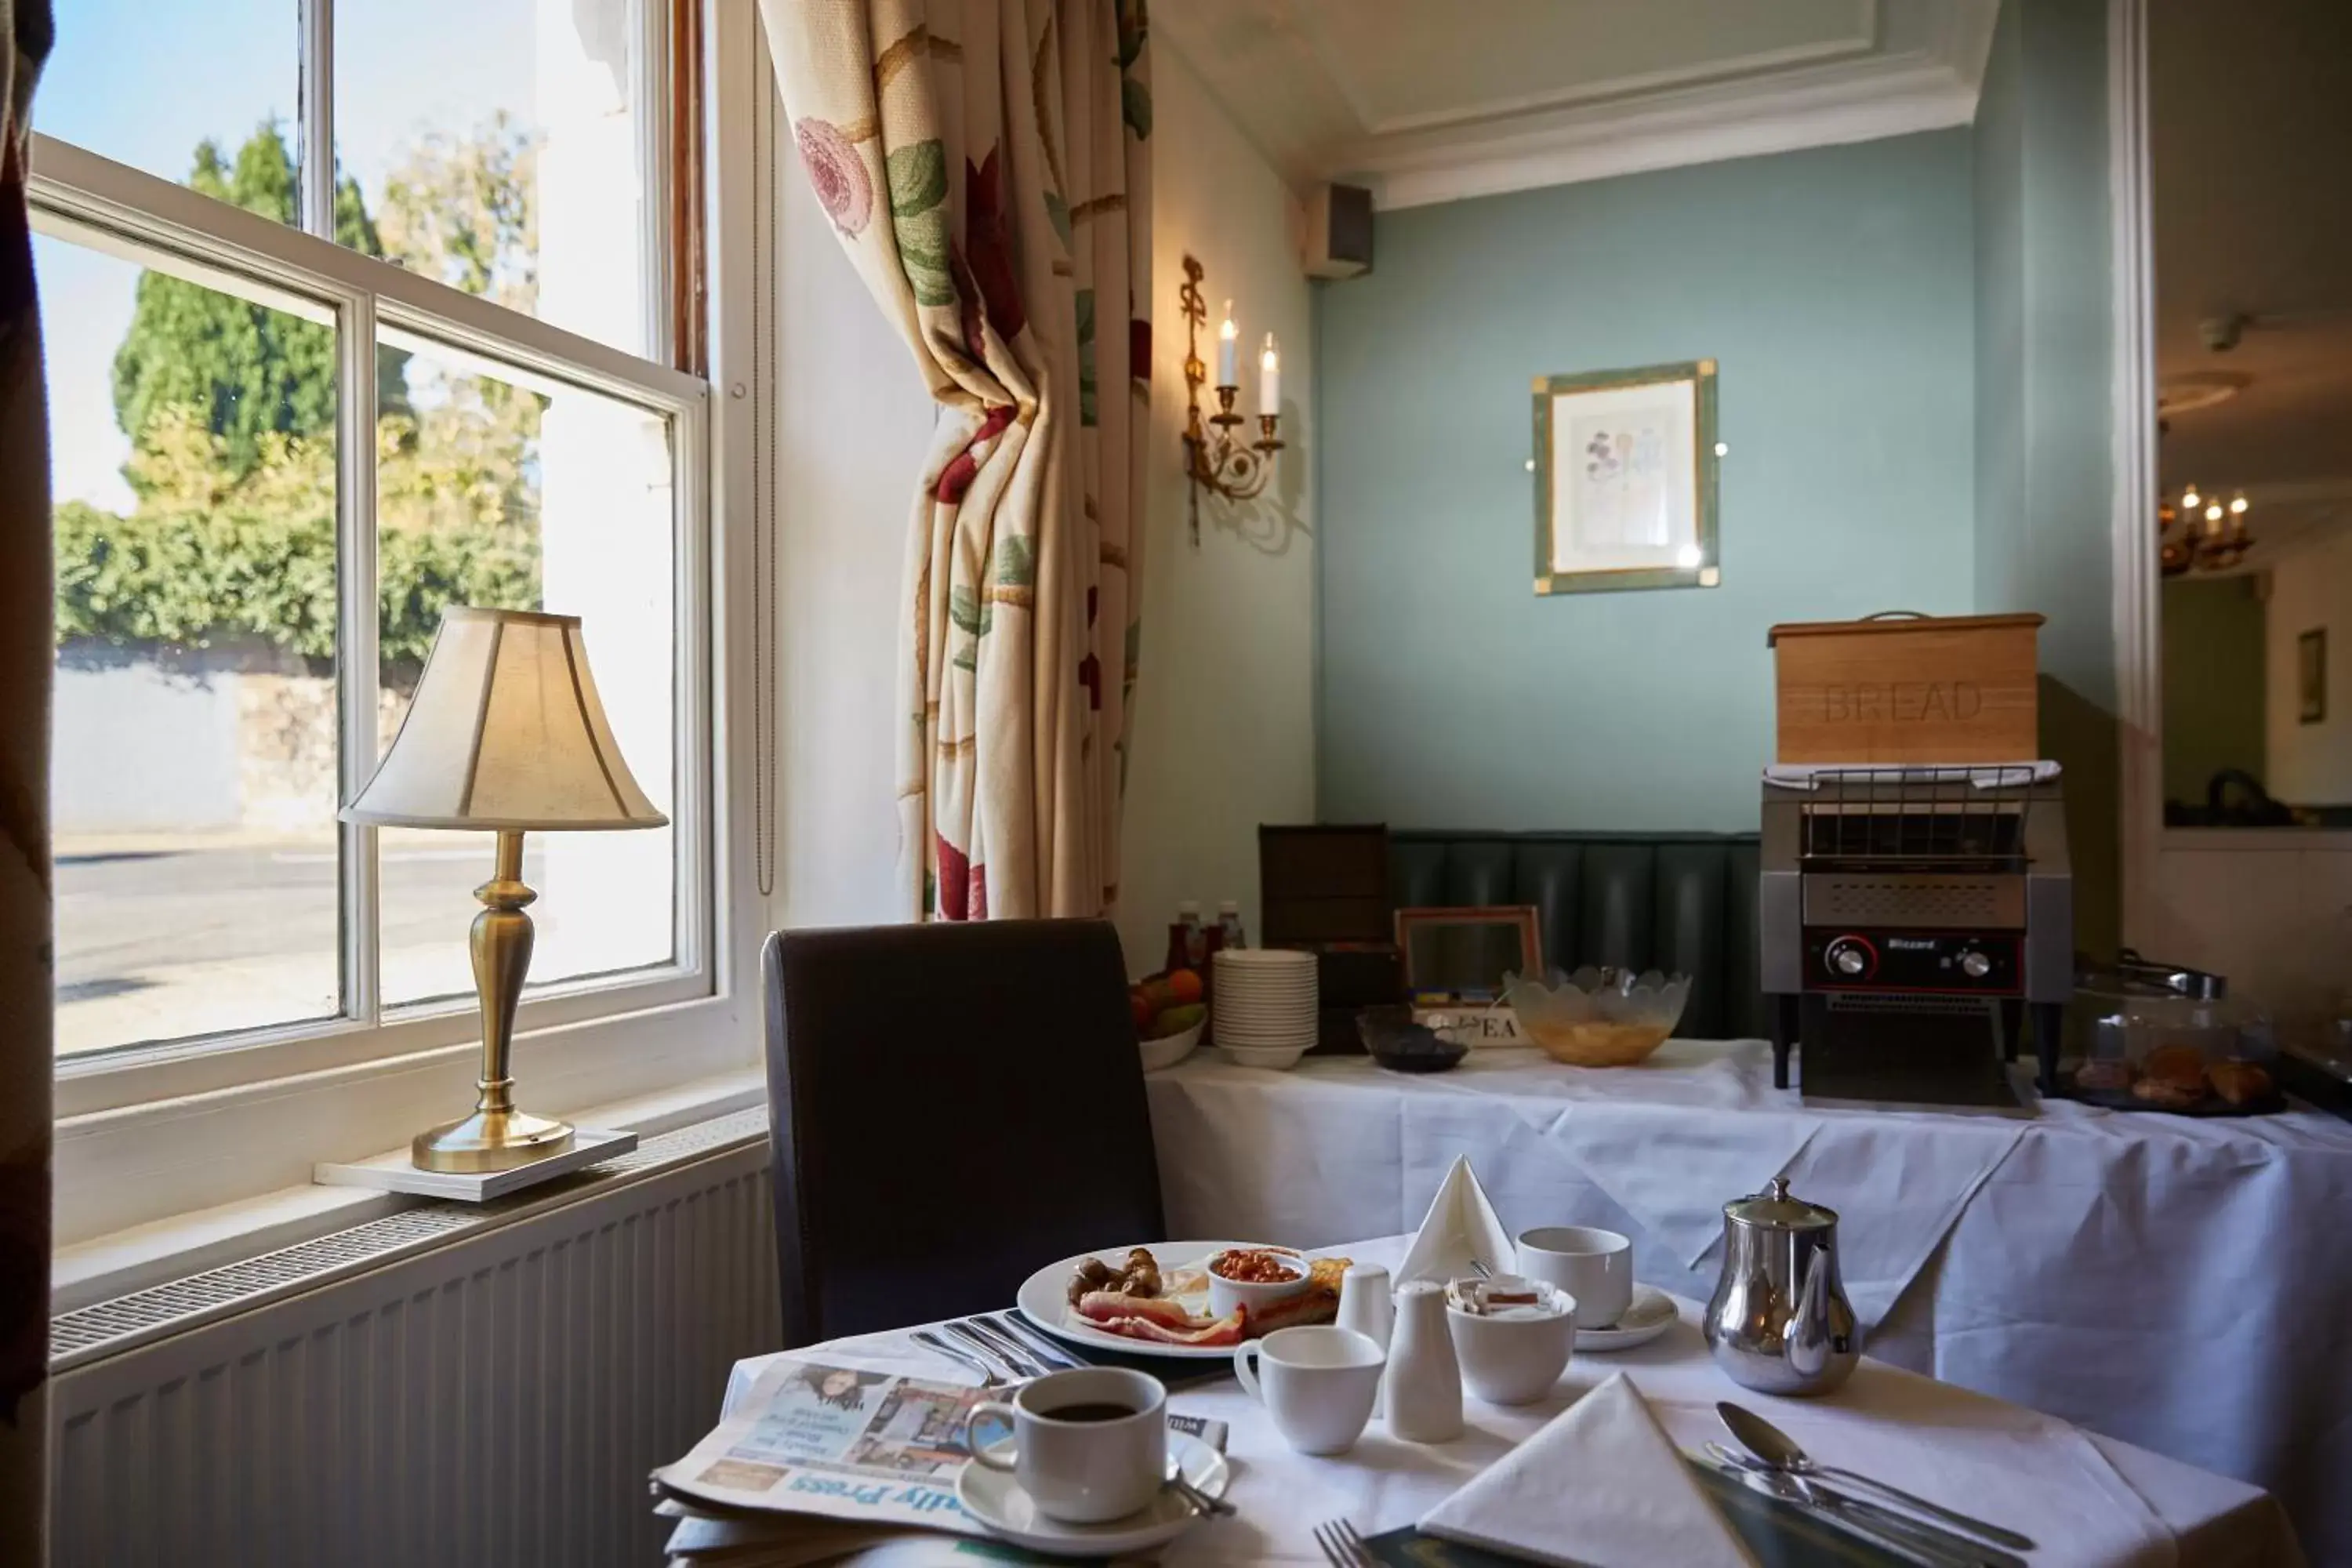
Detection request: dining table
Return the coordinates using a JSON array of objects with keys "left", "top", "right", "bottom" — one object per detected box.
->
[
  {"left": 717, "top": 1232, "right": 2303, "bottom": 1566},
  {"left": 1140, "top": 1043, "right": 2352, "bottom": 1562}
]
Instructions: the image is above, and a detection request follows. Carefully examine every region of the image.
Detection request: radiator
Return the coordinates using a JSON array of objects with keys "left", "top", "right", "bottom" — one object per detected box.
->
[{"left": 48, "top": 1111, "right": 781, "bottom": 1568}]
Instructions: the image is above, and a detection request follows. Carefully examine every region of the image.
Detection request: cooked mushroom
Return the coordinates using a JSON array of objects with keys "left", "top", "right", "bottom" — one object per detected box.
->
[
  {"left": 1113, "top": 1247, "right": 1163, "bottom": 1298},
  {"left": 1065, "top": 1256, "right": 1117, "bottom": 1307}
]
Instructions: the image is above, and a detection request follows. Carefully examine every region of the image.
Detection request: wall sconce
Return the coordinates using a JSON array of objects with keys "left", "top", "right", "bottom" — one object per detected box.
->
[{"left": 1178, "top": 253, "right": 1283, "bottom": 547}]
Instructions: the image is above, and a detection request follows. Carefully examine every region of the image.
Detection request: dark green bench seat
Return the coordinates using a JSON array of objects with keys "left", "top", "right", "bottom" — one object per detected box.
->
[{"left": 1388, "top": 830, "right": 1766, "bottom": 1041}]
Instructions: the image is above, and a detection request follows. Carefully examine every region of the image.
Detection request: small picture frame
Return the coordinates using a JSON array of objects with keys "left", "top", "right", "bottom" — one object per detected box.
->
[
  {"left": 1395, "top": 906, "right": 1543, "bottom": 999},
  {"left": 1533, "top": 359, "right": 1720, "bottom": 594},
  {"left": 2299, "top": 628, "right": 2326, "bottom": 724}
]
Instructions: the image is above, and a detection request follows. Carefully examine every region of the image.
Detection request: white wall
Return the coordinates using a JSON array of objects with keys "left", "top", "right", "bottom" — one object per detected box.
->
[
  {"left": 51, "top": 662, "right": 241, "bottom": 833},
  {"left": 767, "top": 51, "right": 1319, "bottom": 963},
  {"left": 2152, "top": 831, "right": 2352, "bottom": 1022},
  {"left": 1114, "top": 47, "right": 1319, "bottom": 974},
  {"left": 771, "top": 100, "right": 936, "bottom": 928},
  {"left": 2265, "top": 528, "right": 2352, "bottom": 806}
]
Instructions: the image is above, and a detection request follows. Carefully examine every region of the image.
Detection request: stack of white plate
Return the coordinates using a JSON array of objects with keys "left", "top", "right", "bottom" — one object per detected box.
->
[{"left": 1211, "top": 949, "right": 1319, "bottom": 1069}]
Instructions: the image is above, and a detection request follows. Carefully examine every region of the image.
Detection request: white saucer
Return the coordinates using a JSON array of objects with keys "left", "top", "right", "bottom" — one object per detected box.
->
[
  {"left": 956, "top": 1433, "right": 1231, "bottom": 1557},
  {"left": 1575, "top": 1283, "right": 1679, "bottom": 1352}
]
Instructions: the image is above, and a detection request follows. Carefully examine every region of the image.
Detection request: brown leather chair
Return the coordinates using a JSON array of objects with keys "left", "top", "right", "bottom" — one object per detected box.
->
[{"left": 761, "top": 920, "right": 1166, "bottom": 1347}]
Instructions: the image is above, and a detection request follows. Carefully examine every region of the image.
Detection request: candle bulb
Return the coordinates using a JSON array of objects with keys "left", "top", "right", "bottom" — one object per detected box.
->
[
  {"left": 1259, "top": 333, "right": 1280, "bottom": 417},
  {"left": 1217, "top": 301, "right": 1239, "bottom": 387}
]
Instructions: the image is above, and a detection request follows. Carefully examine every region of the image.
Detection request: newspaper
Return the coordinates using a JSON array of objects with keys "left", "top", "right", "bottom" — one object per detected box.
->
[
  {"left": 652, "top": 1352, "right": 1228, "bottom": 1541},
  {"left": 656, "top": 1357, "right": 995, "bottom": 1532}
]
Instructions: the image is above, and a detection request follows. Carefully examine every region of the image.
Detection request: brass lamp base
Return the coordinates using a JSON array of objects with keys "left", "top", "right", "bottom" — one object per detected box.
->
[
  {"left": 408, "top": 827, "right": 577, "bottom": 1174},
  {"left": 412, "top": 1106, "right": 577, "bottom": 1173}
]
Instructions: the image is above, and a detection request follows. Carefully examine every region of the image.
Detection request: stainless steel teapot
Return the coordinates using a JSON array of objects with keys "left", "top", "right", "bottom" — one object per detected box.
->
[{"left": 1702, "top": 1177, "right": 1859, "bottom": 1396}]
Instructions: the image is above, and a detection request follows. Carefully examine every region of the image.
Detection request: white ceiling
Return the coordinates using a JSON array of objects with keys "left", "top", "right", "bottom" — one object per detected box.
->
[
  {"left": 1156, "top": 0, "right": 1998, "bottom": 209},
  {"left": 2150, "top": 0, "right": 2352, "bottom": 567}
]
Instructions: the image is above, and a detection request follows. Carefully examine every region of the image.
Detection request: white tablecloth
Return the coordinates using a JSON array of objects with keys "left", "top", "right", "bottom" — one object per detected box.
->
[
  {"left": 1143, "top": 1046, "right": 2352, "bottom": 1563},
  {"left": 724, "top": 1233, "right": 2301, "bottom": 1566}
]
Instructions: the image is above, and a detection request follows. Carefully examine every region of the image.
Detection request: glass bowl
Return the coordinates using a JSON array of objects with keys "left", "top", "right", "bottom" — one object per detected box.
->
[{"left": 1502, "top": 967, "right": 1691, "bottom": 1067}]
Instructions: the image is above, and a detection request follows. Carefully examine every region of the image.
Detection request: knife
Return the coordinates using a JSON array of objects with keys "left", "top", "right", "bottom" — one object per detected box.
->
[
  {"left": 1703, "top": 1446, "right": 2025, "bottom": 1568},
  {"left": 1700, "top": 1450, "right": 1990, "bottom": 1567}
]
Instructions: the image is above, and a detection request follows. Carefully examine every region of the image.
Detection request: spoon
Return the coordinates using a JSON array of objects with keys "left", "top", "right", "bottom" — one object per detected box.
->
[
  {"left": 1166, "top": 1454, "right": 1236, "bottom": 1518},
  {"left": 1716, "top": 1402, "right": 2035, "bottom": 1552}
]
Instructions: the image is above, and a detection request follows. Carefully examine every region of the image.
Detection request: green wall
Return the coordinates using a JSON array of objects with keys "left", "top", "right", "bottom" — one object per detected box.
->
[
  {"left": 2160, "top": 575, "right": 2267, "bottom": 807},
  {"left": 1314, "top": 130, "right": 1976, "bottom": 832}
]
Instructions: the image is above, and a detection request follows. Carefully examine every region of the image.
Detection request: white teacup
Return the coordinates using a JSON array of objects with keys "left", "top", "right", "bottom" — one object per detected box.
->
[
  {"left": 960, "top": 1367, "right": 1167, "bottom": 1523},
  {"left": 1233, "top": 1325, "right": 1385, "bottom": 1456},
  {"left": 1517, "top": 1225, "right": 1634, "bottom": 1328}
]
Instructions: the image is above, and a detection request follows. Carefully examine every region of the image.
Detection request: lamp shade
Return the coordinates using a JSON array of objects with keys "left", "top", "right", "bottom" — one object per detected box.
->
[{"left": 343, "top": 607, "right": 668, "bottom": 831}]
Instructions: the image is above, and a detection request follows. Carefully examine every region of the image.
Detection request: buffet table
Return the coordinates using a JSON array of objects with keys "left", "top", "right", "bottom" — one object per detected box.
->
[
  {"left": 1145, "top": 1045, "right": 2352, "bottom": 1563},
  {"left": 724, "top": 1232, "right": 2300, "bottom": 1565}
]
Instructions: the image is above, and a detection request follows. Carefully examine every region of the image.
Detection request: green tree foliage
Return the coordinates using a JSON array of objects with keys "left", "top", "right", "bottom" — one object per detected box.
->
[
  {"left": 60, "top": 118, "right": 550, "bottom": 680},
  {"left": 380, "top": 110, "right": 539, "bottom": 314},
  {"left": 109, "top": 123, "right": 408, "bottom": 480}
]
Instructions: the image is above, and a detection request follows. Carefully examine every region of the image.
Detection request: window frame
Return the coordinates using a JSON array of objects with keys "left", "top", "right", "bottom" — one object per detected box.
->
[{"left": 36, "top": 0, "right": 753, "bottom": 1182}]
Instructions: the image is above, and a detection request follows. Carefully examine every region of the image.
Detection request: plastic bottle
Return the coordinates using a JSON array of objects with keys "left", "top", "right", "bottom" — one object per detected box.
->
[
  {"left": 1217, "top": 899, "right": 1247, "bottom": 952},
  {"left": 1168, "top": 901, "right": 1208, "bottom": 971}
]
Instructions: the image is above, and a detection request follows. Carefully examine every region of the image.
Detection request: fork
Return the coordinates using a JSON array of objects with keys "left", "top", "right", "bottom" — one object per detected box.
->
[
  {"left": 965, "top": 1316, "right": 1076, "bottom": 1377},
  {"left": 944, "top": 1319, "right": 1049, "bottom": 1380},
  {"left": 1313, "top": 1518, "right": 1377, "bottom": 1566},
  {"left": 986, "top": 1312, "right": 1084, "bottom": 1370},
  {"left": 911, "top": 1329, "right": 1007, "bottom": 1387}
]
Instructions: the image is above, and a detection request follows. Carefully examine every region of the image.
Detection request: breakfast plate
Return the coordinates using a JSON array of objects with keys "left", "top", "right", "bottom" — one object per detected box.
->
[
  {"left": 956, "top": 1432, "right": 1229, "bottom": 1555},
  {"left": 1016, "top": 1240, "right": 1341, "bottom": 1361}
]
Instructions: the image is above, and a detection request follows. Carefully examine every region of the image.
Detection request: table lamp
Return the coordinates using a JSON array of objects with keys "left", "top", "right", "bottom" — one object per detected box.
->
[{"left": 343, "top": 607, "right": 668, "bottom": 1172}]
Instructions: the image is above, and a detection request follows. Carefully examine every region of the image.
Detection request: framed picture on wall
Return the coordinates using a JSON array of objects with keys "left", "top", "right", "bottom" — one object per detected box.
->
[
  {"left": 1532, "top": 359, "right": 1720, "bottom": 594},
  {"left": 2299, "top": 628, "right": 2326, "bottom": 724}
]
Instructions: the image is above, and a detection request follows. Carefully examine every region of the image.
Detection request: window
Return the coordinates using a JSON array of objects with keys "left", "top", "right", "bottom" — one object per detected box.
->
[{"left": 35, "top": 1, "right": 708, "bottom": 1073}]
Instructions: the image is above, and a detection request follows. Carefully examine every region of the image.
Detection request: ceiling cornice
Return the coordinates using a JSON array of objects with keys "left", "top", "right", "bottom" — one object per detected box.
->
[
  {"left": 1160, "top": 0, "right": 2000, "bottom": 212},
  {"left": 1357, "top": 53, "right": 1983, "bottom": 211}
]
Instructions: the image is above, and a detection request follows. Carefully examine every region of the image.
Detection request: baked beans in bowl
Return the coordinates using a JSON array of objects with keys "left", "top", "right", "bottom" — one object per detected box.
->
[{"left": 1205, "top": 1246, "right": 1312, "bottom": 1319}]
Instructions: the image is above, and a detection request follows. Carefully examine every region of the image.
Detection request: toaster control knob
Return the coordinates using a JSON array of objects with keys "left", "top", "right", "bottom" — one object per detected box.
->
[
  {"left": 1960, "top": 949, "right": 1992, "bottom": 980},
  {"left": 1828, "top": 940, "right": 1869, "bottom": 978}
]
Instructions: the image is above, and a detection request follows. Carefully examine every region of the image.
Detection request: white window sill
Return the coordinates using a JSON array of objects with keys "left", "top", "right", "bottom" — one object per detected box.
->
[{"left": 53, "top": 1066, "right": 768, "bottom": 1313}]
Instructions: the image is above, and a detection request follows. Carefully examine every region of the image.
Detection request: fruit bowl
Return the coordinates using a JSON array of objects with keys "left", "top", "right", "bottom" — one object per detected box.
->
[
  {"left": 1139, "top": 1014, "right": 1204, "bottom": 1073},
  {"left": 1501, "top": 967, "right": 1690, "bottom": 1067},
  {"left": 1131, "top": 968, "right": 1207, "bottom": 1072}
]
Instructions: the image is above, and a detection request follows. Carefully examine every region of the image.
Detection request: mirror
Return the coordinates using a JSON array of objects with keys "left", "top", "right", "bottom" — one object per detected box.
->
[{"left": 2151, "top": 0, "right": 2352, "bottom": 829}]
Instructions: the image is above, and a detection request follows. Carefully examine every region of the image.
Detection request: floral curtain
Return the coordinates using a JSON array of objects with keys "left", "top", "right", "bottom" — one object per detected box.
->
[
  {"left": 0, "top": 3, "right": 55, "bottom": 1562},
  {"left": 758, "top": 0, "right": 1150, "bottom": 920}
]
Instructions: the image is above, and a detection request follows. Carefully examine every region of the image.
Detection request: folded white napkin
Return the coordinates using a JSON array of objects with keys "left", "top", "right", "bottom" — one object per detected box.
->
[
  {"left": 1421, "top": 1372, "right": 1758, "bottom": 1568},
  {"left": 1395, "top": 1155, "right": 1515, "bottom": 1285}
]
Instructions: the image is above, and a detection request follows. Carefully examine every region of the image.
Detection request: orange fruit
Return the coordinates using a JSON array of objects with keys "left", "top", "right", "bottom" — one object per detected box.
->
[{"left": 1164, "top": 969, "right": 1203, "bottom": 1005}]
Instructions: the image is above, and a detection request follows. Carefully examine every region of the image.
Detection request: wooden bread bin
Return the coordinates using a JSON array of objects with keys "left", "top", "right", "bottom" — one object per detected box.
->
[{"left": 1768, "top": 611, "right": 2043, "bottom": 764}]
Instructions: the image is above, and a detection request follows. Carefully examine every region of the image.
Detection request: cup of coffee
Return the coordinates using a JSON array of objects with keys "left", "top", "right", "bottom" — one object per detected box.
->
[
  {"left": 960, "top": 1367, "right": 1167, "bottom": 1523},
  {"left": 1232, "top": 1325, "right": 1385, "bottom": 1455},
  {"left": 1517, "top": 1225, "right": 1634, "bottom": 1328}
]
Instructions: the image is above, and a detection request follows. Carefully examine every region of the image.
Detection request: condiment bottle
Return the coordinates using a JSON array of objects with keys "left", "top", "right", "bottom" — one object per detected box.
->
[
  {"left": 1218, "top": 899, "right": 1248, "bottom": 952},
  {"left": 1165, "top": 902, "right": 1206, "bottom": 975},
  {"left": 1178, "top": 901, "right": 1207, "bottom": 968},
  {"left": 1382, "top": 1279, "right": 1463, "bottom": 1443}
]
